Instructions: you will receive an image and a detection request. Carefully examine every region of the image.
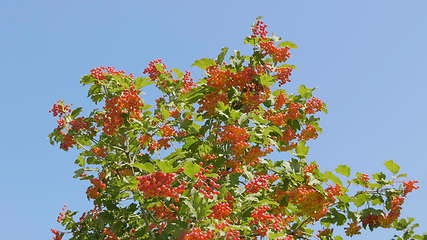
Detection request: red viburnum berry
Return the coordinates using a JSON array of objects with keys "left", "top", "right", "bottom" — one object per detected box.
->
[
  {"left": 403, "top": 180, "right": 420, "bottom": 195},
  {"left": 209, "top": 202, "right": 232, "bottom": 219},
  {"left": 305, "top": 97, "right": 324, "bottom": 114},
  {"left": 251, "top": 19, "right": 268, "bottom": 38}
]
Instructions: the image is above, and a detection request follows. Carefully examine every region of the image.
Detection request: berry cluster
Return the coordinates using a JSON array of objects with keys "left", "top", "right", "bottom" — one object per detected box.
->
[
  {"left": 403, "top": 180, "right": 420, "bottom": 195},
  {"left": 250, "top": 206, "right": 290, "bottom": 237},
  {"left": 245, "top": 175, "right": 273, "bottom": 193},
  {"left": 285, "top": 102, "right": 303, "bottom": 120},
  {"left": 274, "top": 92, "right": 288, "bottom": 110},
  {"left": 205, "top": 66, "right": 233, "bottom": 90},
  {"left": 383, "top": 195, "right": 405, "bottom": 225},
  {"left": 90, "top": 66, "right": 133, "bottom": 80},
  {"left": 59, "top": 133, "right": 75, "bottom": 151},
  {"left": 137, "top": 172, "right": 185, "bottom": 200},
  {"left": 344, "top": 222, "right": 362, "bottom": 237},
  {"left": 287, "top": 185, "right": 338, "bottom": 219},
  {"left": 209, "top": 202, "right": 232, "bottom": 219},
  {"left": 183, "top": 228, "right": 214, "bottom": 240},
  {"left": 325, "top": 184, "right": 343, "bottom": 201},
  {"left": 299, "top": 125, "right": 318, "bottom": 141},
  {"left": 251, "top": 19, "right": 268, "bottom": 38},
  {"left": 225, "top": 229, "right": 242, "bottom": 240},
  {"left": 103, "top": 87, "right": 143, "bottom": 135},
  {"left": 69, "top": 117, "right": 93, "bottom": 132},
  {"left": 182, "top": 71, "right": 195, "bottom": 93},
  {"left": 103, "top": 228, "right": 118, "bottom": 240},
  {"left": 303, "top": 164, "right": 318, "bottom": 175},
  {"left": 218, "top": 125, "right": 250, "bottom": 155},
  {"left": 47, "top": 18, "right": 424, "bottom": 240},
  {"left": 86, "top": 178, "right": 106, "bottom": 199},
  {"left": 92, "top": 147, "right": 107, "bottom": 158},
  {"left": 50, "top": 101, "right": 71, "bottom": 118},
  {"left": 200, "top": 66, "right": 270, "bottom": 114},
  {"left": 138, "top": 134, "right": 152, "bottom": 148},
  {"left": 266, "top": 112, "right": 287, "bottom": 126},
  {"left": 149, "top": 204, "right": 177, "bottom": 221},
  {"left": 194, "top": 165, "right": 220, "bottom": 199},
  {"left": 260, "top": 42, "right": 291, "bottom": 63},
  {"left": 356, "top": 174, "right": 370, "bottom": 187},
  {"left": 50, "top": 101, "right": 72, "bottom": 131},
  {"left": 143, "top": 59, "right": 166, "bottom": 80},
  {"left": 198, "top": 92, "right": 227, "bottom": 115},
  {"left": 160, "top": 125, "right": 177, "bottom": 137},
  {"left": 305, "top": 97, "right": 324, "bottom": 114},
  {"left": 57, "top": 205, "right": 68, "bottom": 223},
  {"left": 50, "top": 229, "right": 63, "bottom": 240},
  {"left": 276, "top": 236, "right": 294, "bottom": 240},
  {"left": 243, "top": 146, "right": 272, "bottom": 166},
  {"left": 280, "top": 127, "right": 297, "bottom": 143},
  {"left": 362, "top": 214, "right": 383, "bottom": 229}
]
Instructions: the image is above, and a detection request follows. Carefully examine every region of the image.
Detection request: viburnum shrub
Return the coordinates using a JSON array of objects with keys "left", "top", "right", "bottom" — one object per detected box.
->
[{"left": 48, "top": 18, "right": 426, "bottom": 240}]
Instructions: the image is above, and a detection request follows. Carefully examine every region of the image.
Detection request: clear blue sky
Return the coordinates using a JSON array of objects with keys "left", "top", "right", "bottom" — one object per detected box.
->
[{"left": 1, "top": 0, "right": 426, "bottom": 239}]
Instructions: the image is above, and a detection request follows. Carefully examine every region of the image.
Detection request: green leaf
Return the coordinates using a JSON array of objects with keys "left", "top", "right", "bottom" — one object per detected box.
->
[
  {"left": 297, "top": 85, "right": 315, "bottom": 99},
  {"left": 307, "top": 173, "right": 322, "bottom": 186},
  {"left": 135, "top": 77, "right": 153, "bottom": 89},
  {"left": 295, "top": 141, "right": 309, "bottom": 158},
  {"left": 230, "top": 109, "right": 241, "bottom": 121},
  {"left": 269, "top": 232, "right": 286, "bottom": 239},
  {"left": 71, "top": 107, "right": 83, "bottom": 119},
  {"left": 334, "top": 236, "right": 343, "bottom": 240},
  {"left": 216, "top": 47, "right": 228, "bottom": 64},
  {"left": 80, "top": 75, "right": 94, "bottom": 85},
  {"left": 353, "top": 193, "right": 370, "bottom": 207},
  {"left": 384, "top": 160, "right": 400, "bottom": 175},
  {"left": 74, "top": 155, "right": 85, "bottom": 167},
  {"left": 132, "top": 163, "right": 155, "bottom": 173},
  {"left": 154, "top": 63, "right": 166, "bottom": 72},
  {"left": 330, "top": 208, "right": 347, "bottom": 225},
  {"left": 260, "top": 74, "right": 275, "bottom": 87},
  {"left": 397, "top": 173, "right": 408, "bottom": 178},
  {"left": 160, "top": 107, "right": 170, "bottom": 119},
  {"left": 337, "top": 194, "right": 352, "bottom": 203},
  {"left": 263, "top": 126, "right": 283, "bottom": 137},
  {"left": 88, "top": 84, "right": 103, "bottom": 103},
  {"left": 183, "top": 161, "right": 201, "bottom": 179},
  {"left": 182, "top": 137, "right": 200, "bottom": 150},
  {"left": 164, "top": 150, "right": 186, "bottom": 162},
  {"left": 277, "top": 64, "right": 297, "bottom": 70},
  {"left": 324, "top": 171, "right": 343, "bottom": 185},
  {"left": 183, "top": 199, "right": 197, "bottom": 218},
  {"left": 278, "top": 41, "right": 298, "bottom": 49},
  {"left": 73, "top": 168, "right": 85, "bottom": 178},
  {"left": 141, "top": 104, "right": 153, "bottom": 111},
  {"left": 372, "top": 172, "right": 386, "bottom": 181},
  {"left": 184, "top": 86, "right": 207, "bottom": 103},
  {"left": 335, "top": 165, "right": 351, "bottom": 177},
  {"left": 192, "top": 58, "right": 216, "bottom": 70},
  {"left": 244, "top": 37, "right": 257, "bottom": 46},
  {"left": 258, "top": 199, "right": 280, "bottom": 207},
  {"left": 253, "top": 115, "right": 268, "bottom": 124},
  {"left": 172, "top": 68, "right": 184, "bottom": 79},
  {"left": 288, "top": 158, "right": 301, "bottom": 173},
  {"left": 75, "top": 136, "right": 91, "bottom": 146},
  {"left": 244, "top": 195, "right": 258, "bottom": 202},
  {"left": 271, "top": 33, "right": 281, "bottom": 42},
  {"left": 372, "top": 197, "right": 383, "bottom": 205},
  {"left": 188, "top": 122, "right": 201, "bottom": 134},
  {"left": 156, "top": 160, "right": 176, "bottom": 173}
]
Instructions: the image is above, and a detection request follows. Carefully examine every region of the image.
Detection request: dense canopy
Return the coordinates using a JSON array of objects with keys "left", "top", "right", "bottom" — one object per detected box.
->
[{"left": 49, "top": 19, "right": 424, "bottom": 240}]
